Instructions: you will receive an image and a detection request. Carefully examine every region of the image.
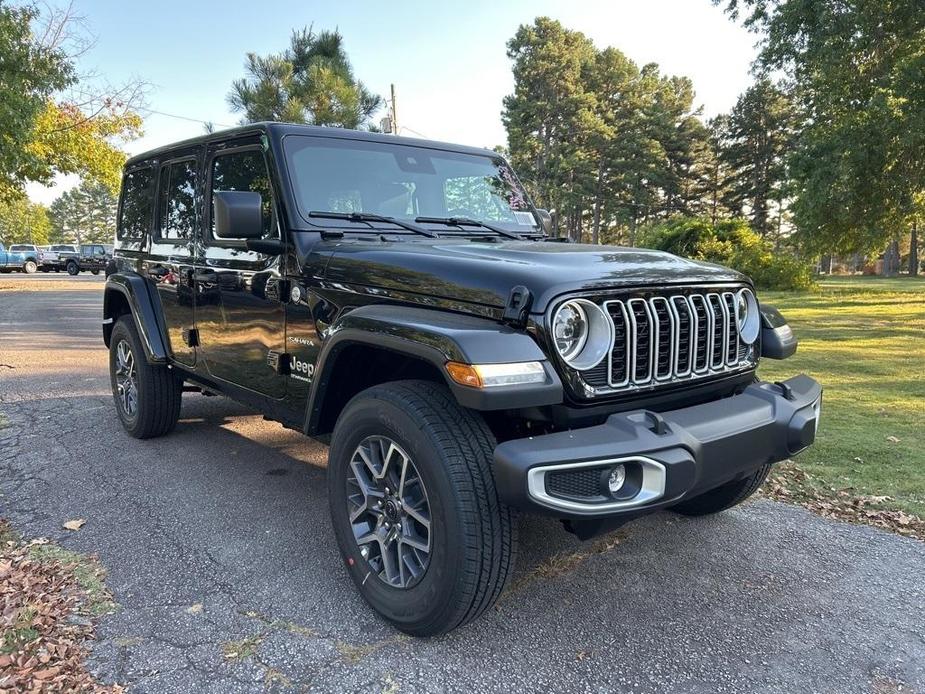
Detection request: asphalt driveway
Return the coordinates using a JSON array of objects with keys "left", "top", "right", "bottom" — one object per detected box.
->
[{"left": 1, "top": 284, "right": 923, "bottom": 693}]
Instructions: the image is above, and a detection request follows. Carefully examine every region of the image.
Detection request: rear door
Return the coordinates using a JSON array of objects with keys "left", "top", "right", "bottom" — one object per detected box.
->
[
  {"left": 142, "top": 150, "right": 201, "bottom": 367},
  {"left": 195, "top": 139, "right": 288, "bottom": 399}
]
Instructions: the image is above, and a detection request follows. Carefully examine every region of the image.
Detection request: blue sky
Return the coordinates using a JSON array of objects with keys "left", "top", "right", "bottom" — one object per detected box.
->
[{"left": 28, "top": 0, "right": 757, "bottom": 203}]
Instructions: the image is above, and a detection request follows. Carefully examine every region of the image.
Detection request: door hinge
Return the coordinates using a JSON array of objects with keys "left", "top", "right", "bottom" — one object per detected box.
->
[
  {"left": 267, "top": 350, "right": 291, "bottom": 375},
  {"left": 501, "top": 285, "right": 533, "bottom": 328},
  {"left": 182, "top": 328, "right": 199, "bottom": 347},
  {"left": 265, "top": 278, "right": 291, "bottom": 304}
]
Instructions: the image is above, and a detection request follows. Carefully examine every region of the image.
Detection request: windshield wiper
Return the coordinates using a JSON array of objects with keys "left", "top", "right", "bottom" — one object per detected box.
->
[
  {"left": 308, "top": 211, "right": 438, "bottom": 238},
  {"left": 414, "top": 216, "right": 525, "bottom": 240}
]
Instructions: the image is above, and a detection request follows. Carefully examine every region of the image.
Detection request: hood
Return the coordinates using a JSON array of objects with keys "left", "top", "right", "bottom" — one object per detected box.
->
[{"left": 322, "top": 239, "right": 749, "bottom": 313}]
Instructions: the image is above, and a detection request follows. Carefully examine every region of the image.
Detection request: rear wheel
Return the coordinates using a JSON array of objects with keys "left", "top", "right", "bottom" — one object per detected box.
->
[
  {"left": 672, "top": 464, "right": 771, "bottom": 516},
  {"left": 109, "top": 316, "right": 182, "bottom": 439},
  {"left": 23, "top": 260, "right": 37, "bottom": 274},
  {"left": 327, "top": 380, "right": 516, "bottom": 636},
  {"left": 90, "top": 269, "right": 100, "bottom": 275},
  {"left": 66, "top": 261, "right": 79, "bottom": 275}
]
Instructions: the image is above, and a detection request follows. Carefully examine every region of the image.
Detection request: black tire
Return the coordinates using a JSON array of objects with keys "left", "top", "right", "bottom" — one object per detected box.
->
[
  {"left": 109, "top": 316, "right": 182, "bottom": 439},
  {"left": 66, "top": 261, "right": 79, "bottom": 275},
  {"left": 23, "top": 260, "right": 37, "bottom": 274},
  {"left": 327, "top": 380, "right": 516, "bottom": 636},
  {"left": 90, "top": 269, "right": 100, "bottom": 275},
  {"left": 672, "top": 464, "right": 771, "bottom": 516}
]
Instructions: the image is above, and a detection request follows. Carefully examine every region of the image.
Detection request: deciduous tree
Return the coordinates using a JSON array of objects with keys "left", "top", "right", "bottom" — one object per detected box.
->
[
  {"left": 716, "top": 0, "right": 925, "bottom": 262},
  {"left": 0, "top": 196, "right": 51, "bottom": 245}
]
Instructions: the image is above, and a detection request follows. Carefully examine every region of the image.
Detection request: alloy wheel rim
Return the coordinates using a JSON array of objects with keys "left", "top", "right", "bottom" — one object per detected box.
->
[
  {"left": 346, "top": 435, "right": 432, "bottom": 589},
  {"left": 115, "top": 340, "right": 138, "bottom": 418}
]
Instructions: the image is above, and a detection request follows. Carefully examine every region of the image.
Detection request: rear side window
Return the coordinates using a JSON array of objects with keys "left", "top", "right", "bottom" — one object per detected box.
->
[
  {"left": 118, "top": 166, "right": 155, "bottom": 239},
  {"left": 210, "top": 149, "right": 276, "bottom": 239},
  {"left": 157, "top": 159, "right": 198, "bottom": 240}
]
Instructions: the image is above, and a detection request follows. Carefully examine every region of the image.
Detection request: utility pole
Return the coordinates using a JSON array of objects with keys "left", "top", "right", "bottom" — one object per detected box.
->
[{"left": 390, "top": 84, "right": 398, "bottom": 136}]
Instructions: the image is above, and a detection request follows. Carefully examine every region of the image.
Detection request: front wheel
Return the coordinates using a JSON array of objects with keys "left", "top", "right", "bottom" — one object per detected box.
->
[
  {"left": 109, "top": 316, "right": 182, "bottom": 439},
  {"left": 327, "top": 380, "right": 516, "bottom": 636},
  {"left": 66, "top": 261, "right": 79, "bottom": 275},
  {"left": 672, "top": 464, "right": 771, "bottom": 516},
  {"left": 90, "top": 269, "right": 100, "bottom": 275}
]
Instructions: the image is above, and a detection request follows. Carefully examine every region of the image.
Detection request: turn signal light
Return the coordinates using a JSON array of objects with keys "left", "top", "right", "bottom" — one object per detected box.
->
[{"left": 445, "top": 361, "right": 546, "bottom": 388}]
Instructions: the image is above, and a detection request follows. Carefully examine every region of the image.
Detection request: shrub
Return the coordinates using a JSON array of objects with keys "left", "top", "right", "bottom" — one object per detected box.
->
[{"left": 637, "top": 217, "right": 814, "bottom": 291}]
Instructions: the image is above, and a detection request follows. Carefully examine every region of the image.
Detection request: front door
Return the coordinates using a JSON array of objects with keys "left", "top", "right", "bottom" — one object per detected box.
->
[
  {"left": 195, "top": 141, "right": 288, "bottom": 399},
  {"left": 141, "top": 155, "right": 199, "bottom": 367}
]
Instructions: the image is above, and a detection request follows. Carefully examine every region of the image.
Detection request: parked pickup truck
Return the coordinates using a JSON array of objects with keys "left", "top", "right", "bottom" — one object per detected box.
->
[
  {"left": 38, "top": 244, "right": 78, "bottom": 272},
  {"left": 57, "top": 243, "right": 111, "bottom": 275},
  {"left": 103, "top": 122, "right": 821, "bottom": 636},
  {"left": 7, "top": 244, "right": 42, "bottom": 273},
  {"left": 0, "top": 243, "right": 31, "bottom": 273}
]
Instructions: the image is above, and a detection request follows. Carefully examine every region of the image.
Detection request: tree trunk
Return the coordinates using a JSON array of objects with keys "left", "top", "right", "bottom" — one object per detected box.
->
[
  {"left": 591, "top": 160, "right": 604, "bottom": 245},
  {"left": 882, "top": 239, "right": 901, "bottom": 277},
  {"left": 910, "top": 220, "right": 919, "bottom": 276}
]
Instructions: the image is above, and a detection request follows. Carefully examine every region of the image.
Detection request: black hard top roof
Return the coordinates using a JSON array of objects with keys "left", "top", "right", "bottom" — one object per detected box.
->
[{"left": 125, "top": 122, "right": 502, "bottom": 167}]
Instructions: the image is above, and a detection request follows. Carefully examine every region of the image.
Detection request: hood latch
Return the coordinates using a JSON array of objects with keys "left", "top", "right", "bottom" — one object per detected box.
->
[{"left": 501, "top": 285, "right": 532, "bottom": 328}]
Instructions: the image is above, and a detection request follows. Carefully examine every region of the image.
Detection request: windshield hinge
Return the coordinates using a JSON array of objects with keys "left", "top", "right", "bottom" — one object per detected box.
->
[{"left": 501, "top": 285, "right": 532, "bottom": 328}]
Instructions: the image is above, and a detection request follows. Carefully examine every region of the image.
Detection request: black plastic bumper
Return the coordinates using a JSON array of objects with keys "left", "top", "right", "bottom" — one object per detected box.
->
[{"left": 493, "top": 374, "right": 822, "bottom": 519}]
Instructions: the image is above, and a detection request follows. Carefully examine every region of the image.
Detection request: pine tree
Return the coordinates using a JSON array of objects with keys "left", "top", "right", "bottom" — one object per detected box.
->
[{"left": 228, "top": 27, "right": 382, "bottom": 129}]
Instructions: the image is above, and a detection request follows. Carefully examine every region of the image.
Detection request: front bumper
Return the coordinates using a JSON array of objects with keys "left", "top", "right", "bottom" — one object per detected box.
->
[{"left": 494, "top": 374, "right": 821, "bottom": 518}]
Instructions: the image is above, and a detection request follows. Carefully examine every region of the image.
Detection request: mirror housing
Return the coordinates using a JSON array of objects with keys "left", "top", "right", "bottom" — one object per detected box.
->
[
  {"left": 214, "top": 191, "right": 263, "bottom": 239},
  {"left": 534, "top": 208, "right": 554, "bottom": 236}
]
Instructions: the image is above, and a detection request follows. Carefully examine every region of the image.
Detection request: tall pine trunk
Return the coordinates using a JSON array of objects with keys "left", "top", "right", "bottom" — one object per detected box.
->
[
  {"left": 591, "top": 160, "right": 604, "bottom": 244},
  {"left": 911, "top": 220, "right": 919, "bottom": 276}
]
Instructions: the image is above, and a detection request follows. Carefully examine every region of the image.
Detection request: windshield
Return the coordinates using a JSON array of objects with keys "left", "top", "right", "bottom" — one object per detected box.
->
[{"left": 283, "top": 136, "right": 539, "bottom": 235}]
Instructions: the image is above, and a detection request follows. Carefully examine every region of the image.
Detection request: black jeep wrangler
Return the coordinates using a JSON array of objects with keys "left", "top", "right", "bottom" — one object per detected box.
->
[{"left": 103, "top": 123, "right": 821, "bottom": 636}]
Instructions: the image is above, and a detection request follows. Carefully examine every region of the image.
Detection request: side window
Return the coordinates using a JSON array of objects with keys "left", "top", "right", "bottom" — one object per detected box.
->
[
  {"left": 210, "top": 149, "right": 275, "bottom": 240},
  {"left": 157, "top": 159, "right": 198, "bottom": 240},
  {"left": 118, "top": 166, "right": 155, "bottom": 239}
]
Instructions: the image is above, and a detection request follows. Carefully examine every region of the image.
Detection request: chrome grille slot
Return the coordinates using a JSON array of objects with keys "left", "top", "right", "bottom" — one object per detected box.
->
[
  {"left": 707, "top": 293, "right": 726, "bottom": 368},
  {"left": 627, "top": 299, "right": 653, "bottom": 383},
  {"left": 690, "top": 295, "right": 710, "bottom": 372},
  {"left": 608, "top": 302, "right": 630, "bottom": 386},
  {"left": 651, "top": 297, "right": 674, "bottom": 380},
  {"left": 578, "top": 286, "right": 757, "bottom": 396},
  {"left": 670, "top": 296, "right": 693, "bottom": 376},
  {"left": 723, "top": 292, "right": 738, "bottom": 365}
]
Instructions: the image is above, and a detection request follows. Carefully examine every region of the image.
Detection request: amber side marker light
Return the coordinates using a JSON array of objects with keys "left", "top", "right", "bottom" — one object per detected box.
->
[{"left": 445, "top": 361, "right": 546, "bottom": 388}]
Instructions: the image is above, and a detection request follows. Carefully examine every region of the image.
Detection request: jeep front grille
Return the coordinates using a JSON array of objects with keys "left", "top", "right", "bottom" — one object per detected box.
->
[{"left": 569, "top": 288, "right": 757, "bottom": 396}]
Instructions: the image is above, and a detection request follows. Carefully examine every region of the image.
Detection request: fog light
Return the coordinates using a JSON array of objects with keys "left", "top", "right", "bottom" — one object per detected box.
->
[{"left": 607, "top": 464, "right": 626, "bottom": 494}]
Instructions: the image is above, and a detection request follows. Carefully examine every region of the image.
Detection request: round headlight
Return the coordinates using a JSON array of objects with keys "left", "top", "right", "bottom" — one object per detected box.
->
[
  {"left": 735, "top": 288, "right": 760, "bottom": 344},
  {"left": 552, "top": 299, "right": 612, "bottom": 370},
  {"left": 553, "top": 301, "right": 588, "bottom": 362}
]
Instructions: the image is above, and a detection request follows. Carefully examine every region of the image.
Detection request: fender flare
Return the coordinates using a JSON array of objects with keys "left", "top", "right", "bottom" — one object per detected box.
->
[
  {"left": 103, "top": 273, "right": 170, "bottom": 363},
  {"left": 303, "top": 304, "right": 563, "bottom": 434}
]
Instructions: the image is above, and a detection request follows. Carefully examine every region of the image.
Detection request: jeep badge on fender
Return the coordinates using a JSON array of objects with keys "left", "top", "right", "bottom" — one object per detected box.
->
[{"left": 102, "top": 122, "right": 821, "bottom": 636}]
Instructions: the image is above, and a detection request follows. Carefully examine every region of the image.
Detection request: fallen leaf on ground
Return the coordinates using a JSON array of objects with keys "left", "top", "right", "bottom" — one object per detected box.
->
[
  {"left": 63, "top": 519, "right": 86, "bottom": 531},
  {"left": 886, "top": 435, "right": 900, "bottom": 443},
  {"left": 186, "top": 603, "right": 203, "bottom": 615}
]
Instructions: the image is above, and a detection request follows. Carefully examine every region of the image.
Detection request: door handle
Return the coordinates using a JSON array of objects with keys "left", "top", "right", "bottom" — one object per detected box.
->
[{"left": 192, "top": 270, "right": 218, "bottom": 282}]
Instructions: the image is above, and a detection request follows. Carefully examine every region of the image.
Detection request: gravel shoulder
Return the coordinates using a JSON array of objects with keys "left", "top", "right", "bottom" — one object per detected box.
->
[{"left": 1, "top": 286, "right": 923, "bottom": 693}]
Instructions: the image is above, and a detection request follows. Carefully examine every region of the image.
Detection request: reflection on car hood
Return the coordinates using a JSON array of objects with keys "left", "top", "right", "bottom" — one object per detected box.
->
[{"left": 322, "top": 239, "right": 749, "bottom": 312}]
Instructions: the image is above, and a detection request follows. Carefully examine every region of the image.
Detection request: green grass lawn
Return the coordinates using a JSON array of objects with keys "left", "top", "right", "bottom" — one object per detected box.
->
[{"left": 759, "top": 275, "right": 925, "bottom": 520}]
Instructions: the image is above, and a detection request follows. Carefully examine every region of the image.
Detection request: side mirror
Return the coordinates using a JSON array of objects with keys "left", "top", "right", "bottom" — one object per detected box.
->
[
  {"left": 534, "top": 208, "right": 553, "bottom": 236},
  {"left": 214, "top": 191, "right": 263, "bottom": 239}
]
